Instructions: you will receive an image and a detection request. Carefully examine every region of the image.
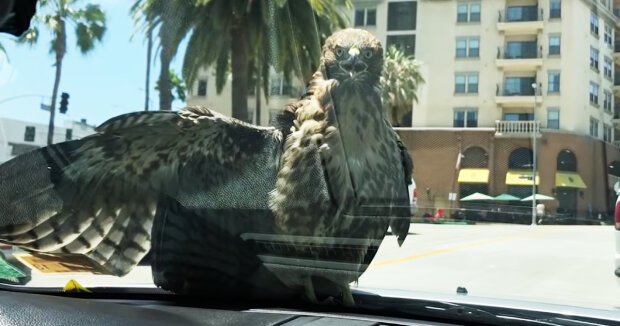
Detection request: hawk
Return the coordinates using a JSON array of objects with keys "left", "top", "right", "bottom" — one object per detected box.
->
[{"left": 0, "top": 28, "right": 411, "bottom": 304}]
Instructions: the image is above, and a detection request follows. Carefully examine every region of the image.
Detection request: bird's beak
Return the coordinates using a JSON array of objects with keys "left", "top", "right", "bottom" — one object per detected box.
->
[
  {"left": 347, "top": 47, "right": 360, "bottom": 78},
  {"left": 348, "top": 46, "right": 360, "bottom": 57}
]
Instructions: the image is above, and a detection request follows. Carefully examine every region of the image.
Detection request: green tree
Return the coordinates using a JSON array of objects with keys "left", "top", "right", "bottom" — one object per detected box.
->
[
  {"left": 19, "top": 0, "right": 105, "bottom": 144},
  {"left": 381, "top": 46, "right": 424, "bottom": 126},
  {"left": 134, "top": 0, "right": 350, "bottom": 121},
  {"left": 155, "top": 69, "right": 186, "bottom": 102}
]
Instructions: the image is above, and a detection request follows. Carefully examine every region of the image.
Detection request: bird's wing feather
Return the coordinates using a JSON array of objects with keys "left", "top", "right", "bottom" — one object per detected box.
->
[{"left": 0, "top": 107, "right": 284, "bottom": 275}]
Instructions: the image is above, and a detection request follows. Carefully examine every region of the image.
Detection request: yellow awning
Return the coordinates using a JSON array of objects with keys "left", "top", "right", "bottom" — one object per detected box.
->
[
  {"left": 458, "top": 168, "right": 490, "bottom": 183},
  {"left": 555, "top": 172, "right": 587, "bottom": 189},
  {"left": 506, "top": 170, "right": 539, "bottom": 186}
]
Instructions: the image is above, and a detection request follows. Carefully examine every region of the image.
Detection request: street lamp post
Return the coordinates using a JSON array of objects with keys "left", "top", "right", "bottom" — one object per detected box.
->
[{"left": 531, "top": 82, "right": 538, "bottom": 226}]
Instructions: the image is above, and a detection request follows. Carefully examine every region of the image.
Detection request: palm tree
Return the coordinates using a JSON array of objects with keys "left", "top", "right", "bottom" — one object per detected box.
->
[
  {"left": 381, "top": 46, "right": 424, "bottom": 127},
  {"left": 19, "top": 0, "right": 105, "bottom": 144},
  {"left": 134, "top": 0, "right": 349, "bottom": 120},
  {"left": 130, "top": 5, "right": 153, "bottom": 111},
  {"left": 131, "top": 0, "right": 195, "bottom": 111}
]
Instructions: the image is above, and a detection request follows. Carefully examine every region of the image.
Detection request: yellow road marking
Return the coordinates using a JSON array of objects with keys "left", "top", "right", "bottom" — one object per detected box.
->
[{"left": 369, "top": 227, "right": 564, "bottom": 268}]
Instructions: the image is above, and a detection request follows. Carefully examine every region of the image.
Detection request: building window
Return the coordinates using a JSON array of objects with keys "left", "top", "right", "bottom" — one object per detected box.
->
[
  {"left": 24, "top": 126, "right": 35, "bottom": 142},
  {"left": 549, "top": 0, "right": 561, "bottom": 19},
  {"left": 590, "top": 47, "right": 599, "bottom": 70},
  {"left": 468, "top": 38, "right": 479, "bottom": 57},
  {"left": 604, "top": 124, "right": 613, "bottom": 142},
  {"left": 504, "top": 112, "right": 534, "bottom": 121},
  {"left": 504, "top": 41, "right": 537, "bottom": 58},
  {"left": 590, "top": 12, "right": 599, "bottom": 36},
  {"left": 456, "top": 37, "right": 479, "bottom": 58},
  {"left": 557, "top": 149, "right": 577, "bottom": 171},
  {"left": 506, "top": 6, "right": 539, "bottom": 22},
  {"left": 387, "top": 34, "right": 416, "bottom": 55},
  {"left": 197, "top": 79, "right": 207, "bottom": 97},
  {"left": 508, "top": 147, "right": 533, "bottom": 169},
  {"left": 270, "top": 76, "right": 296, "bottom": 96},
  {"left": 549, "top": 35, "right": 560, "bottom": 55},
  {"left": 457, "top": 3, "right": 480, "bottom": 22},
  {"left": 462, "top": 146, "right": 488, "bottom": 168},
  {"left": 354, "top": 7, "right": 376, "bottom": 27},
  {"left": 604, "top": 90, "right": 612, "bottom": 112},
  {"left": 453, "top": 109, "right": 478, "bottom": 127},
  {"left": 65, "top": 128, "right": 73, "bottom": 141},
  {"left": 467, "top": 110, "right": 478, "bottom": 127},
  {"left": 547, "top": 71, "right": 560, "bottom": 93},
  {"left": 457, "top": 4, "right": 468, "bottom": 22},
  {"left": 469, "top": 3, "right": 481, "bottom": 22},
  {"left": 503, "top": 77, "right": 536, "bottom": 95},
  {"left": 589, "top": 82, "right": 599, "bottom": 105},
  {"left": 604, "top": 57, "right": 613, "bottom": 79},
  {"left": 455, "top": 73, "right": 478, "bottom": 94},
  {"left": 590, "top": 117, "right": 599, "bottom": 137},
  {"left": 467, "top": 74, "right": 478, "bottom": 93},
  {"left": 547, "top": 109, "right": 559, "bottom": 129},
  {"left": 453, "top": 111, "right": 465, "bottom": 127},
  {"left": 456, "top": 38, "right": 466, "bottom": 57},
  {"left": 605, "top": 24, "right": 613, "bottom": 47},
  {"left": 387, "top": 1, "right": 416, "bottom": 31}
]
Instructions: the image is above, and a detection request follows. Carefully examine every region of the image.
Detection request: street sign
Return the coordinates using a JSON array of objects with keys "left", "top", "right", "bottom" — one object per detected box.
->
[{"left": 40, "top": 103, "right": 50, "bottom": 111}]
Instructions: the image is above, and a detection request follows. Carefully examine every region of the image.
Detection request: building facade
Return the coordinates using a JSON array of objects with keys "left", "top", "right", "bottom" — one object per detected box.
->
[
  {"left": 184, "top": 0, "right": 620, "bottom": 220},
  {"left": 0, "top": 117, "right": 95, "bottom": 163}
]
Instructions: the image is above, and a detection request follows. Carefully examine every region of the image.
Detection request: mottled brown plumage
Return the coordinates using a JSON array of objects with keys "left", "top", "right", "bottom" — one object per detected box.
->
[
  {"left": 0, "top": 29, "right": 411, "bottom": 305},
  {"left": 269, "top": 28, "right": 411, "bottom": 304}
]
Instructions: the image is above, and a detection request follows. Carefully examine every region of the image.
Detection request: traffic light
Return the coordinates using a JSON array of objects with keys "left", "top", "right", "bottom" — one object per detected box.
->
[{"left": 59, "top": 92, "right": 69, "bottom": 114}]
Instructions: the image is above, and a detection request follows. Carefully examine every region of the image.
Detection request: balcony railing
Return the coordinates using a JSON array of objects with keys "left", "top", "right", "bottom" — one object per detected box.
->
[
  {"left": 495, "top": 120, "right": 540, "bottom": 136},
  {"left": 496, "top": 82, "right": 542, "bottom": 96},
  {"left": 497, "top": 45, "right": 542, "bottom": 59},
  {"left": 498, "top": 7, "right": 543, "bottom": 22}
]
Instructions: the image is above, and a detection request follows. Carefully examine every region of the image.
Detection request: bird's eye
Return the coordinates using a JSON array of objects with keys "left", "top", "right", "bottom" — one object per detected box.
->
[
  {"left": 335, "top": 48, "right": 345, "bottom": 57},
  {"left": 362, "top": 49, "right": 373, "bottom": 59}
]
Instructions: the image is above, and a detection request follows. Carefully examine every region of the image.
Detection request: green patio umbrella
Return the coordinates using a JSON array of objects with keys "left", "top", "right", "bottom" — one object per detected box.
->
[
  {"left": 493, "top": 193, "right": 521, "bottom": 201},
  {"left": 460, "top": 192, "right": 494, "bottom": 201}
]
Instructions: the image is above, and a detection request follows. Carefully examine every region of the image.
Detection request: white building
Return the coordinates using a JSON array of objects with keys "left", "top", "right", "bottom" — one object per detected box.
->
[{"left": 0, "top": 117, "right": 95, "bottom": 162}]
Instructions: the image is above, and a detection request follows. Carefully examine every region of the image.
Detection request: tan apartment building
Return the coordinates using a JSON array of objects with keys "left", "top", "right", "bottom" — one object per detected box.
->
[
  {"left": 414, "top": 0, "right": 617, "bottom": 137},
  {"left": 185, "top": 0, "right": 620, "bottom": 220}
]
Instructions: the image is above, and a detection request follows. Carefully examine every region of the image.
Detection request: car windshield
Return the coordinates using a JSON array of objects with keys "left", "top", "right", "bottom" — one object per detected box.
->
[{"left": 0, "top": 0, "right": 619, "bottom": 315}]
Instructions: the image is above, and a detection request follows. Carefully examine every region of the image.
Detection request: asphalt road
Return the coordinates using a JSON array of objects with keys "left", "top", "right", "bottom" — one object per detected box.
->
[
  {"left": 8, "top": 223, "right": 620, "bottom": 311},
  {"left": 356, "top": 223, "right": 620, "bottom": 310}
]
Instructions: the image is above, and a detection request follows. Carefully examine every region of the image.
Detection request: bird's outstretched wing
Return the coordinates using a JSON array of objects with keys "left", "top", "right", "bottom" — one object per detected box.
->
[{"left": 0, "top": 107, "right": 285, "bottom": 276}]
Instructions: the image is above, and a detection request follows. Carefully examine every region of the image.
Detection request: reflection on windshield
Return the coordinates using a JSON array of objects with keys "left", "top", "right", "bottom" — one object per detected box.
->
[{"left": 0, "top": 0, "right": 618, "bottom": 313}]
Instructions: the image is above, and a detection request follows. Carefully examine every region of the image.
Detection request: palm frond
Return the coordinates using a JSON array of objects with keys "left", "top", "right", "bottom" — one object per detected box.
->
[{"left": 381, "top": 46, "right": 425, "bottom": 124}]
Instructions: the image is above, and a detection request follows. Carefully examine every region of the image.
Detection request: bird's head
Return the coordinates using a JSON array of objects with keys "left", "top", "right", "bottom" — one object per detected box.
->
[{"left": 321, "top": 28, "right": 383, "bottom": 88}]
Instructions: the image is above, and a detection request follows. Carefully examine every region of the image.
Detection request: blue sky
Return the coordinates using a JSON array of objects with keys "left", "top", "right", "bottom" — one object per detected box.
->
[{"left": 0, "top": 0, "right": 186, "bottom": 127}]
